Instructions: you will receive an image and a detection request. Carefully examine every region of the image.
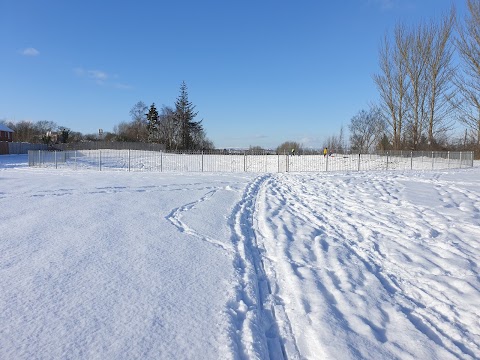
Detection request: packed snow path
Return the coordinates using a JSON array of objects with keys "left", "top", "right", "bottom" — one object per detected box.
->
[{"left": 254, "top": 171, "right": 480, "bottom": 360}]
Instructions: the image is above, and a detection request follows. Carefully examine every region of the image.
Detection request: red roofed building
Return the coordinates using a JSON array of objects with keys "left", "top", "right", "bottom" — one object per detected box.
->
[{"left": 0, "top": 124, "right": 14, "bottom": 142}]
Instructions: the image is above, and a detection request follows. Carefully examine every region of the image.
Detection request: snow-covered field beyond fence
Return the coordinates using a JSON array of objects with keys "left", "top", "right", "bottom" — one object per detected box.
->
[
  {"left": 1, "top": 155, "right": 479, "bottom": 360},
  {"left": 28, "top": 149, "right": 474, "bottom": 173}
]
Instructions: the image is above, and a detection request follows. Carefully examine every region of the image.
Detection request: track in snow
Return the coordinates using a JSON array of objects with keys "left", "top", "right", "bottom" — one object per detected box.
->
[
  {"left": 227, "top": 174, "right": 289, "bottom": 360},
  {"left": 253, "top": 172, "right": 480, "bottom": 360},
  {"left": 161, "top": 174, "right": 286, "bottom": 359},
  {"left": 166, "top": 188, "right": 235, "bottom": 254}
]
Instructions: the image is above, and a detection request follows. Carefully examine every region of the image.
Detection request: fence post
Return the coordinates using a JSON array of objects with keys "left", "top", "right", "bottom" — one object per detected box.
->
[
  {"left": 75, "top": 150, "right": 77, "bottom": 170},
  {"left": 161, "top": 151, "right": 163, "bottom": 172},
  {"left": 447, "top": 151, "right": 450, "bottom": 168},
  {"left": 358, "top": 153, "right": 361, "bottom": 171},
  {"left": 386, "top": 152, "right": 389, "bottom": 171},
  {"left": 128, "top": 149, "right": 131, "bottom": 172},
  {"left": 432, "top": 151, "right": 434, "bottom": 170},
  {"left": 99, "top": 150, "right": 102, "bottom": 171},
  {"left": 201, "top": 151, "right": 204, "bottom": 172},
  {"left": 244, "top": 152, "right": 246, "bottom": 172},
  {"left": 278, "top": 153, "right": 280, "bottom": 173},
  {"left": 55, "top": 151, "right": 57, "bottom": 169},
  {"left": 460, "top": 152, "right": 463, "bottom": 168},
  {"left": 410, "top": 151, "right": 413, "bottom": 170}
]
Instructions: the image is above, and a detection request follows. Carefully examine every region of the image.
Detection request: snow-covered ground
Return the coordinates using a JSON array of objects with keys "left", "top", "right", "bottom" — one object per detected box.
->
[{"left": 1, "top": 155, "right": 479, "bottom": 359}]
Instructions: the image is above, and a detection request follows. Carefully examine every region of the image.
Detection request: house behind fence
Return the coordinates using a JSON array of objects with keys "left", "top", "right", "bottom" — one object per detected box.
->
[
  {"left": 0, "top": 142, "right": 47, "bottom": 155},
  {"left": 0, "top": 124, "right": 14, "bottom": 142}
]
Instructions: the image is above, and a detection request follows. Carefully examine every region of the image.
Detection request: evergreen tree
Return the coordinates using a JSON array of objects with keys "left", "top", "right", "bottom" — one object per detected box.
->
[
  {"left": 174, "top": 81, "right": 203, "bottom": 150},
  {"left": 60, "top": 128, "right": 70, "bottom": 143},
  {"left": 146, "top": 103, "right": 159, "bottom": 142}
]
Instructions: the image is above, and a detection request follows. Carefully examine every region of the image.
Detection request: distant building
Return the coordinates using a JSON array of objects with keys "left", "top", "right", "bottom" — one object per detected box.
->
[
  {"left": 46, "top": 131, "right": 59, "bottom": 143},
  {"left": 0, "top": 124, "right": 14, "bottom": 142}
]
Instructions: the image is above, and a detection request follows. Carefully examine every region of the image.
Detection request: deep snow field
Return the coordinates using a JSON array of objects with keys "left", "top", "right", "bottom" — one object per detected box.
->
[{"left": 1, "top": 155, "right": 479, "bottom": 360}]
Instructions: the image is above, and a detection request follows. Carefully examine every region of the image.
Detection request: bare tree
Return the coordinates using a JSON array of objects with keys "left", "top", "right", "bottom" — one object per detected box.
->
[
  {"left": 324, "top": 133, "right": 344, "bottom": 154},
  {"left": 129, "top": 101, "right": 148, "bottom": 142},
  {"left": 35, "top": 120, "right": 58, "bottom": 135},
  {"left": 399, "top": 22, "right": 434, "bottom": 150},
  {"left": 374, "top": 30, "right": 409, "bottom": 150},
  {"left": 376, "top": 10, "right": 457, "bottom": 150},
  {"left": 349, "top": 106, "right": 386, "bottom": 153},
  {"left": 115, "top": 121, "right": 137, "bottom": 142},
  {"left": 337, "top": 125, "right": 346, "bottom": 153},
  {"left": 425, "top": 8, "right": 456, "bottom": 149},
  {"left": 455, "top": 0, "right": 480, "bottom": 146},
  {"left": 9, "top": 121, "right": 38, "bottom": 142},
  {"left": 158, "top": 106, "right": 179, "bottom": 150},
  {"left": 276, "top": 141, "right": 302, "bottom": 155}
]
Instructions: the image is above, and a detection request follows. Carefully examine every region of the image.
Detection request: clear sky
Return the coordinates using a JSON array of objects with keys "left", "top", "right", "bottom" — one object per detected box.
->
[{"left": 1, "top": 0, "right": 466, "bottom": 149}]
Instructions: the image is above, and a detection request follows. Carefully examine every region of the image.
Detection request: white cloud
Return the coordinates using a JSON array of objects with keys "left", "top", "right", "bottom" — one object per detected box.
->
[
  {"left": 88, "top": 70, "right": 108, "bottom": 81},
  {"left": 74, "top": 67, "right": 130, "bottom": 89},
  {"left": 21, "top": 48, "right": 40, "bottom": 56},
  {"left": 74, "top": 67, "right": 108, "bottom": 83},
  {"left": 114, "top": 83, "right": 133, "bottom": 90}
]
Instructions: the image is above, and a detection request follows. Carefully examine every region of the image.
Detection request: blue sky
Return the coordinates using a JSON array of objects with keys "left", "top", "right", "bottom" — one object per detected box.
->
[{"left": 1, "top": 0, "right": 465, "bottom": 149}]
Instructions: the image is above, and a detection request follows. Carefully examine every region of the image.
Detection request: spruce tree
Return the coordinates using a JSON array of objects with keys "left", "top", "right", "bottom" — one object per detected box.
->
[
  {"left": 146, "top": 103, "right": 159, "bottom": 143},
  {"left": 174, "top": 81, "right": 203, "bottom": 150}
]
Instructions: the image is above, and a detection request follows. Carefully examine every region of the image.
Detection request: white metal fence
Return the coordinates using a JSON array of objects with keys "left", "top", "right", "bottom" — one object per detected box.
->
[{"left": 28, "top": 150, "right": 474, "bottom": 172}]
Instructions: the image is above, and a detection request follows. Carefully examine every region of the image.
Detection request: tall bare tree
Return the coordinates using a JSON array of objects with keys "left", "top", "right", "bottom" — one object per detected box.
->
[
  {"left": 455, "top": 0, "right": 480, "bottom": 146},
  {"left": 399, "top": 22, "right": 434, "bottom": 150},
  {"left": 374, "top": 31, "right": 409, "bottom": 150},
  {"left": 425, "top": 8, "right": 456, "bottom": 149},
  {"left": 376, "top": 10, "right": 457, "bottom": 150}
]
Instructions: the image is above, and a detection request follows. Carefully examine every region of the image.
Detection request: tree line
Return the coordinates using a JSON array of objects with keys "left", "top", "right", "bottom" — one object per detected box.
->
[
  {"left": 116, "top": 81, "right": 213, "bottom": 150},
  {"left": 1, "top": 81, "right": 214, "bottom": 151},
  {"left": 247, "top": 0, "right": 479, "bottom": 156},
  {"left": 345, "top": 0, "right": 479, "bottom": 154}
]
